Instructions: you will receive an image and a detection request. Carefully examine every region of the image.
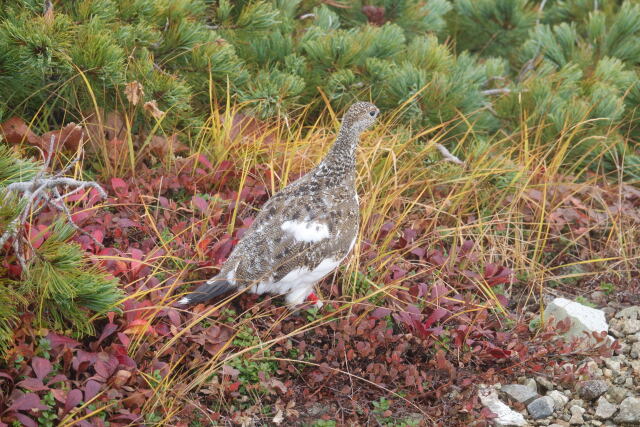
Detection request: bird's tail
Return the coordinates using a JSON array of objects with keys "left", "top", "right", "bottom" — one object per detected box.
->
[{"left": 177, "top": 278, "right": 234, "bottom": 305}]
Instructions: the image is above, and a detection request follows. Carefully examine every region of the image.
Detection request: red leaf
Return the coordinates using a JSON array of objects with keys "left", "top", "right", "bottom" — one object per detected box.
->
[
  {"left": 198, "top": 154, "right": 212, "bottom": 169},
  {"left": 228, "top": 381, "right": 241, "bottom": 392},
  {"left": 31, "top": 357, "right": 52, "bottom": 381},
  {"left": 0, "top": 372, "right": 14, "bottom": 382},
  {"left": 95, "top": 322, "right": 118, "bottom": 347},
  {"left": 222, "top": 365, "right": 240, "bottom": 377},
  {"left": 0, "top": 117, "right": 42, "bottom": 147},
  {"left": 410, "top": 247, "right": 425, "bottom": 258},
  {"left": 371, "top": 307, "right": 391, "bottom": 319},
  {"left": 192, "top": 196, "right": 209, "bottom": 212},
  {"left": 424, "top": 308, "right": 448, "bottom": 329},
  {"left": 123, "top": 319, "right": 157, "bottom": 336},
  {"left": 166, "top": 309, "right": 181, "bottom": 327},
  {"left": 13, "top": 414, "right": 37, "bottom": 427},
  {"left": 111, "top": 178, "right": 129, "bottom": 197},
  {"left": 92, "top": 229, "right": 104, "bottom": 245},
  {"left": 16, "top": 378, "right": 48, "bottom": 392},
  {"left": 8, "top": 393, "right": 49, "bottom": 411},
  {"left": 71, "top": 210, "right": 91, "bottom": 224},
  {"left": 117, "top": 218, "right": 138, "bottom": 228},
  {"left": 28, "top": 224, "right": 47, "bottom": 249},
  {"left": 84, "top": 380, "right": 101, "bottom": 402},
  {"left": 41, "top": 122, "right": 84, "bottom": 151},
  {"left": 46, "top": 374, "right": 67, "bottom": 386},
  {"left": 362, "top": 5, "right": 386, "bottom": 25},
  {"left": 64, "top": 389, "right": 83, "bottom": 414},
  {"left": 117, "top": 332, "right": 131, "bottom": 348},
  {"left": 93, "top": 355, "right": 118, "bottom": 380}
]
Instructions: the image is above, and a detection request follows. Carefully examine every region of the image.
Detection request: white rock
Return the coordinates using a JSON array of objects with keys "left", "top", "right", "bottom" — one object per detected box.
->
[
  {"left": 569, "top": 405, "right": 585, "bottom": 424},
  {"left": 595, "top": 396, "right": 617, "bottom": 419},
  {"left": 547, "top": 390, "right": 569, "bottom": 410},
  {"left": 623, "top": 318, "right": 640, "bottom": 335},
  {"left": 524, "top": 378, "right": 538, "bottom": 393},
  {"left": 615, "top": 306, "right": 640, "bottom": 320},
  {"left": 631, "top": 341, "right": 640, "bottom": 359},
  {"left": 544, "top": 298, "right": 610, "bottom": 344},
  {"left": 478, "top": 387, "right": 527, "bottom": 426},
  {"left": 603, "top": 357, "right": 622, "bottom": 373},
  {"left": 614, "top": 396, "right": 640, "bottom": 424}
]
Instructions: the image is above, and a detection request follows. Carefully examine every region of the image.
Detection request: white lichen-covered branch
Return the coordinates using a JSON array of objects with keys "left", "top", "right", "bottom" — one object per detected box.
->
[
  {"left": 434, "top": 143, "right": 464, "bottom": 165},
  {"left": 0, "top": 137, "right": 107, "bottom": 268}
]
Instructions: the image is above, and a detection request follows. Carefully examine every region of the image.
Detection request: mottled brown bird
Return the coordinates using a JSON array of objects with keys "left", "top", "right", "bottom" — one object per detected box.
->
[{"left": 179, "top": 102, "right": 379, "bottom": 306}]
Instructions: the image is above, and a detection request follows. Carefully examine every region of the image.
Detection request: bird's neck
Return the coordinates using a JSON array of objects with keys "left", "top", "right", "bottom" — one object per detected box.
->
[{"left": 314, "top": 125, "right": 360, "bottom": 183}]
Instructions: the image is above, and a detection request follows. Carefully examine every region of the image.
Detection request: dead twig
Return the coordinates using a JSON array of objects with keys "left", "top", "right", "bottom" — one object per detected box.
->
[
  {"left": 0, "top": 136, "right": 107, "bottom": 269},
  {"left": 434, "top": 143, "right": 464, "bottom": 165}
]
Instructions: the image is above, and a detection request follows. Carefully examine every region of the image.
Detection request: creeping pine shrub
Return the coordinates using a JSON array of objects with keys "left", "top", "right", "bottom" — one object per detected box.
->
[
  {"left": 0, "top": 145, "right": 122, "bottom": 352},
  {"left": 1, "top": 1, "right": 638, "bottom": 176}
]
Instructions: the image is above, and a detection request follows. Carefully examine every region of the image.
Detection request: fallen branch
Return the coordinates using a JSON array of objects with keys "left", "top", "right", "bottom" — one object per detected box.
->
[
  {"left": 482, "top": 88, "right": 512, "bottom": 96},
  {"left": 0, "top": 137, "right": 107, "bottom": 270},
  {"left": 435, "top": 143, "right": 464, "bottom": 165}
]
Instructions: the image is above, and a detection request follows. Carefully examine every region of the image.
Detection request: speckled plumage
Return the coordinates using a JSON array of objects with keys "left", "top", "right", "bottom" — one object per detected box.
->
[{"left": 179, "top": 102, "right": 379, "bottom": 306}]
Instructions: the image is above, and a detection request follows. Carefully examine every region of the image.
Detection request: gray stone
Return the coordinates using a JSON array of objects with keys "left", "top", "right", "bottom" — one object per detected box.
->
[
  {"left": 547, "top": 390, "right": 569, "bottom": 410},
  {"left": 578, "top": 380, "right": 609, "bottom": 401},
  {"left": 616, "top": 341, "right": 630, "bottom": 355},
  {"left": 527, "top": 396, "right": 555, "bottom": 419},
  {"left": 536, "top": 376, "right": 555, "bottom": 391},
  {"left": 603, "top": 357, "right": 622, "bottom": 373},
  {"left": 614, "top": 396, "right": 640, "bottom": 424},
  {"left": 501, "top": 384, "right": 539, "bottom": 405},
  {"left": 591, "top": 291, "right": 606, "bottom": 304},
  {"left": 478, "top": 387, "right": 527, "bottom": 426},
  {"left": 549, "top": 423, "right": 569, "bottom": 427},
  {"left": 606, "top": 386, "right": 628, "bottom": 404},
  {"left": 602, "top": 306, "right": 617, "bottom": 318},
  {"left": 544, "top": 298, "right": 609, "bottom": 344},
  {"left": 631, "top": 342, "right": 640, "bottom": 359},
  {"left": 569, "top": 405, "right": 585, "bottom": 424},
  {"left": 568, "top": 399, "right": 585, "bottom": 408},
  {"left": 595, "top": 396, "right": 617, "bottom": 420},
  {"left": 610, "top": 328, "right": 624, "bottom": 338},
  {"left": 524, "top": 377, "right": 538, "bottom": 393},
  {"left": 613, "top": 375, "right": 627, "bottom": 385},
  {"left": 583, "top": 360, "right": 600, "bottom": 375},
  {"left": 623, "top": 318, "right": 640, "bottom": 335},
  {"left": 615, "top": 306, "right": 640, "bottom": 320}
]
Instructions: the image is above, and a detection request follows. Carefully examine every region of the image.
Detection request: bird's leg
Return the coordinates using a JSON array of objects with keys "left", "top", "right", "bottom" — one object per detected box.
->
[{"left": 286, "top": 286, "right": 323, "bottom": 308}]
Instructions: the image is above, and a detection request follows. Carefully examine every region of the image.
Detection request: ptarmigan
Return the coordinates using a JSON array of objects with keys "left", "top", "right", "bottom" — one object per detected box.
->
[{"left": 179, "top": 102, "right": 379, "bottom": 307}]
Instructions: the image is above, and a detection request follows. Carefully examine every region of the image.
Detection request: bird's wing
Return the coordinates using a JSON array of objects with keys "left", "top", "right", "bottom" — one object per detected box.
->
[{"left": 226, "top": 184, "right": 357, "bottom": 288}]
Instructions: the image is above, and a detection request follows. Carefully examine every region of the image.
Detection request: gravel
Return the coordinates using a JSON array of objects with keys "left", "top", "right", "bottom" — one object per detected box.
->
[{"left": 481, "top": 304, "right": 640, "bottom": 427}]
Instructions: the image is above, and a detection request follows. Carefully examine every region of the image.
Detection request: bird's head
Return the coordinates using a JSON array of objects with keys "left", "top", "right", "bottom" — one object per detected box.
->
[{"left": 341, "top": 101, "right": 379, "bottom": 134}]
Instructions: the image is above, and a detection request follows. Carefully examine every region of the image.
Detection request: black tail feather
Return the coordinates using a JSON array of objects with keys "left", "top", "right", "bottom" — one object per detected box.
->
[{"left": 179, "top": 279, "right": 233, "bottom": 305}]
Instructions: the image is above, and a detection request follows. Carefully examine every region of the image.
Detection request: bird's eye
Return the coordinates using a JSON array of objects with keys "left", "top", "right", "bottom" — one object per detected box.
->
[{"left": 369, "top": 110, "right": 377, "bottom": 117}]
